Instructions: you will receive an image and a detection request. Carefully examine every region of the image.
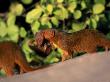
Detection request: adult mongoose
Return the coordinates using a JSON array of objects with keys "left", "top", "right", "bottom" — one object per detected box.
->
[
  {"left": 0, "top": 41, "right": 36, "bottom": 76},
  {"left": 34, "top": 29, "right": 110, "bottom": 61}
]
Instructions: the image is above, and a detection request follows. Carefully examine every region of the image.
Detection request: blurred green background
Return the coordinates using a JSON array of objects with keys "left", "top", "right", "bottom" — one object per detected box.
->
[{"left": 0, "top": 0, "right": 110, "bottom": 76}]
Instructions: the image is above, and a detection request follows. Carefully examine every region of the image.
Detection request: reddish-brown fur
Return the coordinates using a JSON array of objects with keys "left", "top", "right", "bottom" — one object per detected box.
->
[
  {"left": 28, "top": 39, "right": 52, "bottom": 57},
  {"left": 34, "top": 29, "right": 110, "bottom": 61},
  {"left": 0, "top": 41, "right": 36, "bottom": 76}
]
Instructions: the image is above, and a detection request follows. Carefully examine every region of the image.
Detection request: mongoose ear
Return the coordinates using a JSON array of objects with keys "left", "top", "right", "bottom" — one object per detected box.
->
[
  {"left": 44, "top": 29, "right": 55, "bottom": 38},
  {"left": 35, "top": 32, "right": 44, "bottom": 46}
]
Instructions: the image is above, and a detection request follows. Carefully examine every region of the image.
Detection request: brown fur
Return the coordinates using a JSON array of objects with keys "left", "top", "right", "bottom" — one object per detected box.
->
[
  {"left": 28, "top": 39, "right": 52, "bottom": 57},
  {"left": 34, "top": 29, "right": 110, "bottom": 61},
  {"left": 0, "top": 41, "right": 36, "bottom": 76}
]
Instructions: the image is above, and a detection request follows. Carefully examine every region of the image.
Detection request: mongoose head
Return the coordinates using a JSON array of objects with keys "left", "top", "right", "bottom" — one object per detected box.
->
[{"left": 35, "top": 29, "right": 55, "bottom": 46}]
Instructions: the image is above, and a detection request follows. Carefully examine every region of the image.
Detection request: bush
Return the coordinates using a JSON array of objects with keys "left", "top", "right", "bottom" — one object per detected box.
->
[{"left": 0, "top": 0, "right": 110, "bottom": 75}]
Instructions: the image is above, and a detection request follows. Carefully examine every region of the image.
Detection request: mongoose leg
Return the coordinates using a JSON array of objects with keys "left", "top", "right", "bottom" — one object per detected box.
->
[
  {"left": 20, "top": 68, "right": 24, "bottom": 74},
  {"left": 62, "top": 50, "right": 71, "bottom": 62},
  {"left": 86, "top": 47, "right": 97, "bottom": 55},
  {"left": 105, "top": 47, "right": 109, "bottom": 55},
  {"left": 3, "top": 66, "right": 14, "bottom": 76}
]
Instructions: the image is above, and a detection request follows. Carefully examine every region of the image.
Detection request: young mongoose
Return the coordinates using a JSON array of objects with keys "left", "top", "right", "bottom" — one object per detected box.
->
[
  {"left": 34, "top": 29, "right": 110, "bottom": 61},
  {"left": 28, "top": 39, "right": 52, "bottom": 57},
  {"left": 0, "top": 41, "right": 37, "bottom": 76}
]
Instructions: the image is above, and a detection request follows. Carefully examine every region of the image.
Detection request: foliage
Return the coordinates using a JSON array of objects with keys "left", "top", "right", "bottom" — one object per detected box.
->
[{"left": 0, "top": 0, "right": 110, "bottom": 75}]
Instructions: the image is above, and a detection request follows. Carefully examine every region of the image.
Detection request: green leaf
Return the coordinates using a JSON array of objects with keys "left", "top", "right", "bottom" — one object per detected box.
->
[
  {"left": 22, "top": 38, "right": 33, "bottom": 62},
  {"left": 46, "top": 22, "right": 52, "bottom": 28},
  {"left": 61, "top": 7, "right": 69, "bottom": 20},
  {"left": 44, "top": 51, "right": 59, "bottom": 64},
  {"left": 0, "top": 27, "right": 7, "bottom": 37},
  {"left": 57, "top": 0, "right": 63, "bottom": 3},
  {"left": 31, "top": 21, "right": 40, "bottom": 34},
  {"left": 10, "top": 3, "right": 24, "bottom": 16},
  {"left": 7, "top": 25, "right": 19, "bottom": 42},
  {"left": 85, "top": 18, "right": 90, "bottom": 25},
  {"left": 90, "top": 18, "right": 97, "bottom": 29},
  {"left": 81, "top": 1, "right": 87, "bottom": 10},
  {"left": 41, "top": 15, "right": 49, "bottom": 25},
  {"left": 0, "top": 19, "right": 7, "bottom": 37},
  {"left": 19, "top": 27, "right": 27, "bottom": 38},
  {"left": 22, "top": 40, "right": 33, "bottom": 62},
  {"left": 7, "top": 13, "right": 16, "bottom": 26},
  {"left": 46, "top": 4, "right": 53, "bottom": 14},
  {"left": 26, "top": 6, "right": 42, "bottom": 23},
  {"left": 57, "top": 48, "right": 63, "bottom": 55},
  {"left": 9, "top": 33, "right": 19, "bottom": 42},
  {"left": 93, "top": 4, "right": 105, "bottom": 14},
  {"left": 7, "top": 25, "right": 19, "bottom": 36},
  {"left": 21, "top": 0, "right": 32, "bottom": 5},
  {"left": 93, "top": 15, "right": 100, "bottom": 22},
  {"left": 31, "top": 53, "right": 44, "bottom": 63},
  {"left": 54, "top": 9, "right": 62, "bottom": 19},
  {"left": 0, "top": 69, "right": 6, "bottom": 76},
  {"left": 72, "top": 23, "right": 85, "bottom": 32},
  {"left": 22, "top": 40, "right": 33, "bottom": 54},
  {"left": 86, "top": 15, "right": 99, "bottom": 26},
  {"left": 49, "top": 57, "right": 59, "bottom": 63},
  {"left": 51, "top": 17, "right": 59, "bottom": 26},
  {"left": 94, "top": 0, "right": 105, "bottom": 5},
  {"left": 73, "top": 10, "right": 82, "bottom": 19},
  {"left": 54, "top": 7, "right": 69, "bottom": 20},
  {"left": 68, "top": 2, "right": 77, "bottom": 13}
]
